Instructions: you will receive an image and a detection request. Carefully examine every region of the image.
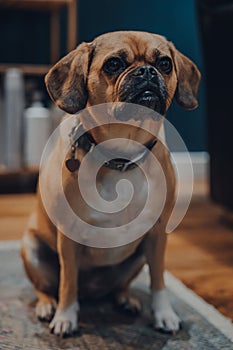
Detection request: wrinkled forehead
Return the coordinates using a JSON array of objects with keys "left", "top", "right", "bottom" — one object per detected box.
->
[{"left": 92, "top": 31, "right": 171, "bottom": 63}]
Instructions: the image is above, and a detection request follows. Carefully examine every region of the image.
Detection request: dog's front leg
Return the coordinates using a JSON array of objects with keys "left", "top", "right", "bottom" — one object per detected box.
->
[
  {"left": 145, "top": 227, "right": 180, "bottom": 333},
  {"left": 50, "top": 232, "right": 79, "bottom": 337}
]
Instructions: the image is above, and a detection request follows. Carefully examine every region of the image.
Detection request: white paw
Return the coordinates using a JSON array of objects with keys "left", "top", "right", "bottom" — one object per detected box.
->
[
  {"left": 36, "top": 298, "right": 56, "bottom": 322},
  {"left": 49, "top": 301, "right": 79, "bottom": 337},
  {"left": 152, "top": 289, "right": 181, "bottom": 333}
]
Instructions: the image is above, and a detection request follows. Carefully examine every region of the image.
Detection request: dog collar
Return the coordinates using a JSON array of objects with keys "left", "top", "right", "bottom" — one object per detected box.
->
[{"left": 65, "top": 122, "right": 157, "bottom": 173}]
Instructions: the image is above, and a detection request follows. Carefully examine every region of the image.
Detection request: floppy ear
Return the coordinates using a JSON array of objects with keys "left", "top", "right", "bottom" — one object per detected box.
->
[
  {"left": 169, "top": 42, "right": 201, "bottom": 110},
  {"left": 45, "top": 42, "right": 93, "bottom": 114}
]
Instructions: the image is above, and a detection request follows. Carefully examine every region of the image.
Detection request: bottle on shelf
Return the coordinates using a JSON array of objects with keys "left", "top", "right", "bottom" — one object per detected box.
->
[
  {"left": 4, "top": 68, "right": 25, "bottom": 170},
  {"left": 24, "top": 91, "right": 51, "bottom": 168}
]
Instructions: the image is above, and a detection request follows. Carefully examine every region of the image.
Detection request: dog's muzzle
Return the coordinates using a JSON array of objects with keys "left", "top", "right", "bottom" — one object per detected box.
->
[{"left": 118, "top": 65, "right": 167, "bottom": 115}]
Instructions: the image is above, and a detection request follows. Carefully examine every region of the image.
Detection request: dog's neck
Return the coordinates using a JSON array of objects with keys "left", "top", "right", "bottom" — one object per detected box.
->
[{"left": 66, "top": 122, "right": 158, "bottom": 172}]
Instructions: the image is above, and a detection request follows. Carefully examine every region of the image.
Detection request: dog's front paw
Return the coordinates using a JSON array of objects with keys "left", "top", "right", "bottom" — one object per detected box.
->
[
  {"left": 49, "top": 301, "right": 79, "bottom": 337},
  {"left": 152, "top": 289, "right": 181, "bottom": 334},
  {"left": 153, "top": 307, "right": 181, "bottom": 333}
]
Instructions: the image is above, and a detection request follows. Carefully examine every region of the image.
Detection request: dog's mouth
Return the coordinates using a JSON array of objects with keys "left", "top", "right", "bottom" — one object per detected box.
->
[
  {"left": 118, "top": 77, "right": 167, "bottom": 116},
  {"left": 133, "top": 90, "right": 162, "bottom": 111}
]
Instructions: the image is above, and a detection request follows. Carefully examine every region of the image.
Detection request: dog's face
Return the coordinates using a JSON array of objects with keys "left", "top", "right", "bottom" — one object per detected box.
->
[{"left": 46, "top": 30, "right": 200, "bottom": 117}]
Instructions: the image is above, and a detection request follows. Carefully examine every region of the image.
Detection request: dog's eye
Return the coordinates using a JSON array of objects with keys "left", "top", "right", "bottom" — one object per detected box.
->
[
  {"left": 156, "top": 57, "right": 172, "bottom": 75},
  {"left": 103, "top": 57, "right": 126, "bottom": 75}
]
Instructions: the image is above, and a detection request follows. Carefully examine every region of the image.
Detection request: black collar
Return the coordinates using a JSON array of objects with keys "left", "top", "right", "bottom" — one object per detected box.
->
[{"left": 66, "top": 123, "right": 157, "bottom": 173}]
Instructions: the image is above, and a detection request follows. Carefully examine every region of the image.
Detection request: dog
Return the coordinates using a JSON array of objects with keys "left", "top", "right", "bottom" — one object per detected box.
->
[{"left": 21, "top": 31, "right": 201, "bottom": 337}]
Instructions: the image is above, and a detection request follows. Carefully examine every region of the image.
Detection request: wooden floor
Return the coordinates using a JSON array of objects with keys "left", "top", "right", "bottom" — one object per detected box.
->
[{"left": 0, "top": 184, "right": 233, "bottom": 321}]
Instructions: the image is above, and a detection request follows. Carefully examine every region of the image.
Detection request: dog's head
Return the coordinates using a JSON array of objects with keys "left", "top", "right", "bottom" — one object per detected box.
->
[{"left": 45, "top": 31, "right": 201, "bottom": 116}]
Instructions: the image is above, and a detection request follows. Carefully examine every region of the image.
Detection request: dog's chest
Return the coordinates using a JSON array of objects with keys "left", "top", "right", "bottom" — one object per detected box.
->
[
  {"left": 62, "top": 156, "right": 167, "bottom": 265},
  {"left": 79, "top": 163, "right": 165, "bottom": 230},
  {"left": 76, "top": 166, "right": 164, "bottom": 267}
]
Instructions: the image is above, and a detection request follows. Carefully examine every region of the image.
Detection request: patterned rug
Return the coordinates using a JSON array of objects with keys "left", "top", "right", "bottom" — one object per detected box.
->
[{"left": 0, "top": 242, "right": 233, "bottom": 350}]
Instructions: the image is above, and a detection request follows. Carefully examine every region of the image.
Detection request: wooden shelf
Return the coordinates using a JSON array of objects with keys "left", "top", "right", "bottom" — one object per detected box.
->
[
  {"left": 0, "top": 168, "right": 38, "bottom": 194},
  {"left": 0, "top": 63, "right": 51, "bottom": 75},
  {"left": 0, "top": 0, "right": 73, "bottom": 11}
]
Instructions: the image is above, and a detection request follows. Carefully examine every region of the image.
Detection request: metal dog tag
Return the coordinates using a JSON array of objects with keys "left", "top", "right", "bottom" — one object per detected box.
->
[{"left": 65, "top": 158, "right": 80, "bottom": 172}]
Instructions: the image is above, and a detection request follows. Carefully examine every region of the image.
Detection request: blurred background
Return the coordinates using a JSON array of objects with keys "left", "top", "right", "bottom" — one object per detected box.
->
[{"left": 0, "top": 0, "right": 233, "bottom": 321}]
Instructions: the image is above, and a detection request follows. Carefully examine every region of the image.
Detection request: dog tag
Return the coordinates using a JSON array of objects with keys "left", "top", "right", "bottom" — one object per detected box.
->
[{"left": 65, "top": 158, "right": 80, "bottom": 172}]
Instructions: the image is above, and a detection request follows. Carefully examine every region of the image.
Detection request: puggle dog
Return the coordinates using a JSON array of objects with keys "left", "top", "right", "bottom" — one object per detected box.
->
[{"left": 21, "top": 31, "right": 201, "bottom": 337}]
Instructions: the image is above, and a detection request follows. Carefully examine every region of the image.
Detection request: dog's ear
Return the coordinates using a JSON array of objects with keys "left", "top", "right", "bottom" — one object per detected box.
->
[
  {"left": 45, "top": 42, "right": 93, "bottom": 114},
  {"left": 169, "top": 42, "right": 201, "bottom": 110}
]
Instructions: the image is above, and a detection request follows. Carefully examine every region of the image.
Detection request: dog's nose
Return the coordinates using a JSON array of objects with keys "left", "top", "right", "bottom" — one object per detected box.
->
[{"left": 134, "top": 65, "right": 157, "bottom": 80}]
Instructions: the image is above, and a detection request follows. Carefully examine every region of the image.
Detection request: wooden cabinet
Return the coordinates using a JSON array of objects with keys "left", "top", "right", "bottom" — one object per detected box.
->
[{"left": 197, "top": 0, "right": 233, "bottom": 212}]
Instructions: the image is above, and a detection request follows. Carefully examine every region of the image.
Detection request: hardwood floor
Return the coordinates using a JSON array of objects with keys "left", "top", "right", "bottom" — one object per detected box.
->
[
  {"left": 0, "top": 194, "right": 36, "bottom": 240},
  {"left": 0, "top": 186, "right": 233, "bottom": 321},
  {"left": 166, "top": 196, "right": 233, "bottom": 321}
]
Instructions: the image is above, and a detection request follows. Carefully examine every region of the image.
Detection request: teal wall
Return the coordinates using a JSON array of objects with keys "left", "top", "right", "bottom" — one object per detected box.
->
[{"left": 0, "top": 0, "right": 206, "bottom": 151}]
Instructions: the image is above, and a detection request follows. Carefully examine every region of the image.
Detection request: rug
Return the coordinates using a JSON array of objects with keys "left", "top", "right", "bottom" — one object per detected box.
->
[{"left": 0, "top": 241, "right": 233, "bottom": 350}]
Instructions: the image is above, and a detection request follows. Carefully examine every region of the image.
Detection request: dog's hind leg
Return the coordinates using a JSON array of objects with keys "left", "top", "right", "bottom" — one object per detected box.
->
[{"left": 21, "top": 230, "right": 59, "bottom": 321}]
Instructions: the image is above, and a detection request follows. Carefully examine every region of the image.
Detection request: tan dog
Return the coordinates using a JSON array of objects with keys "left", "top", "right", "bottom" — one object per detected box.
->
[{"left": 21, "top": 31, "right": 201, "bottom": 337}]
